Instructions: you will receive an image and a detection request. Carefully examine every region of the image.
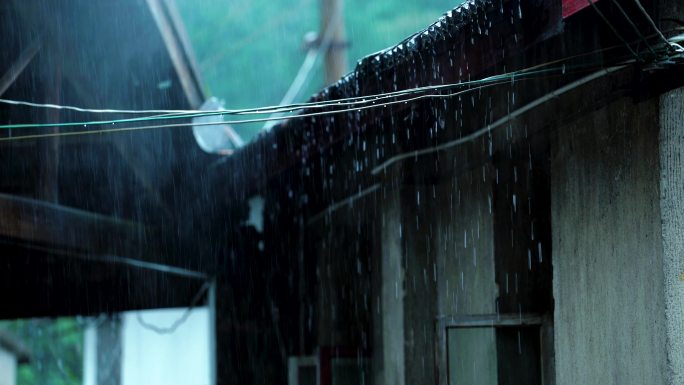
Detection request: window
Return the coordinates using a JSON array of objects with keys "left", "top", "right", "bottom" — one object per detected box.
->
[
  {"left": 438, "top": 314, "right": 551, "bottom": 385},
  {"left": 288, "top": 356, "right": 319, "bottom": 385}
]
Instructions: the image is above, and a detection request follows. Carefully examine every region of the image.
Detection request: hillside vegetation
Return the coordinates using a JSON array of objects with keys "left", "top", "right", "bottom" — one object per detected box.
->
[{"left": 175, "top": 0, "right": 461, "bottom": 137}]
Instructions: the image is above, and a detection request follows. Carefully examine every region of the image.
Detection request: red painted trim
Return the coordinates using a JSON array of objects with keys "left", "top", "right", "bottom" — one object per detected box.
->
[{"left": 562, "top": 0, "right": 599, "bottom": 18}]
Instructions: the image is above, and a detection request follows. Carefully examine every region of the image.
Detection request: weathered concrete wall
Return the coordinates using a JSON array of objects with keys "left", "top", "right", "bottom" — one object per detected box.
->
[
  {"left": 314, "top": 209, "right": 372, "bottom": 349},
  {"left": 374, "top": 178, "right": 445, "bottom": 385},
  {"left": 435, "top": 166, "right": 498, "bottom": 385},
  {"left": 402, "top": 184, "right": 437, "bottom": 385},
  {"left": 379, "top": 186, "right": 405, "bottom": 385},
  {"left": 436, "top": 166, "right": 497, "bottom": 317},
  {"left": 552, "top": 97, "right": 667, "bottom": 385},
  {"left": 659, "top": 87, "right": 684, "bottom": 385}
]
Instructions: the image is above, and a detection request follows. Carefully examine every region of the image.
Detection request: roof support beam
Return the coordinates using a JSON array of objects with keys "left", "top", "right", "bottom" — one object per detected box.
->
[
  {"left": 0, "top": 39, "right": 40, "bottom": 97},
  {"left": 145, "top": 0, "right": 204, "bottom": 109}
]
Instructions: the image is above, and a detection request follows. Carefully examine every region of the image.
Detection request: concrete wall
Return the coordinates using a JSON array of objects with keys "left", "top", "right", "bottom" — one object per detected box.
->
[
  {"left": 378, "top": 187, "right": 405, "bottom": 385},
  {"left": 435, "top": 167, "right": 498, "bottom": 385},
  {"left": 551, "top": 97, "right": 667, "bottom": 385},
  {"left": 0, "top": 348, "right": 17, "bottom": 385},
  {"left": 436, "top": 167, "right": 497, "bottom": 318},
  {"left": 372, "top": 154, "right": 499, "bottom": 385},
  {"left": 314, "top": 208, "right": 372, "bottom": 349},
  {"left": 659, "top": 87, "right": 684, "bottom": 385},
  {"left": 401, "top": 184, "right": 437, "bottom": 385},
  {"left": 312, "top": 87, "right": 683, "bottom": 385},
  {"left": 375, "top": 179, "right": 450, "bottom": 385}
]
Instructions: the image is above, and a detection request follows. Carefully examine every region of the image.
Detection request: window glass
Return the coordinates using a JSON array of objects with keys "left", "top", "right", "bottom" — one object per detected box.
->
[{"left": 447, "top": 326, "right": 541, "bottom": 385}]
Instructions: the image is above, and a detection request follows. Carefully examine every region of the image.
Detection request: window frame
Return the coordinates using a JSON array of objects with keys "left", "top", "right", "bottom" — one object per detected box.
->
[{"left": 435, "top": 313, "right": 554, "bottom": 385}]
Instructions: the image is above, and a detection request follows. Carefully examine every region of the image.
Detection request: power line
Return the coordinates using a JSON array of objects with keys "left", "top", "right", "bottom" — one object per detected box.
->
[
  {"left": 632, "top": 0, "right": 671, "bottom": 48},
  {"left": 0, "top": 58, "right": 620, "bottom": 134},
  {"left": 0, "top": 59, "right": 625, "bottom": 143},
  {"left": 0, "top": 52, "right": 656, "bottom": 142},
  {"left": 0, "top": 68, "right": 560, "bottom": 132},
  {"left": 586, "top": 0, "right": 639, "bottom": 59},
  {"left": 370, "top": 63, "right": 632, "bottom": 175},
  {"left": 607, "top": 0, "right": 656, "bottom": 56},
  {"left": 1, "top": 26, "right": 673, "bottom": 127},
  {"left": 0, "top": 80, "right": 513, "bottom": 141},
  {"left": 0, "top": 67, "right": 555, "bottom": 128},
  {"left": 0, "top": 31, "right": 680, "bottom": 140}
]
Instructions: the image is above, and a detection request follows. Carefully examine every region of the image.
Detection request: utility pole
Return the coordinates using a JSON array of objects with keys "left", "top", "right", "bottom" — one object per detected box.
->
[{"left": 320, "top": 0, "right": 347, "bottom": 85}]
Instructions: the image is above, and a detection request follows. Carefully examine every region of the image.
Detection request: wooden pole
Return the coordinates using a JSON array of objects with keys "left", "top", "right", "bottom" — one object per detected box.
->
[{"left": 320, "top": 0, "right": 347, "bottom": 86}]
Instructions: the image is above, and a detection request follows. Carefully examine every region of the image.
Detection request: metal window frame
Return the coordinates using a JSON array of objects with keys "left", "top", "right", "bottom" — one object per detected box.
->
[
  {"left": 435, "top": 313, "right": 554, "bottom": 385},
  {"left": 288, "top": 356, "right": 320, "bottom": 385}
]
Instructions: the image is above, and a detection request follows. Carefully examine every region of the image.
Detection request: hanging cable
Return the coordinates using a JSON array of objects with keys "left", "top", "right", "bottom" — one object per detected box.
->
[
  {"left": 1, "top": 29, "right": 673, "bottom": 127},
  {"left": 0, "top": 67, "right": 566, "bottom": 131},
  {"left": 0, "top": 53, "right": 648, "bottom": 143},
  {"left": 0, "top": 34, "right": 656, "bottom": 125},
  {"left": 0, "top": 48, "right": 638, "bottom": 133},
  {"left": 0, "top": 59, "right": 627, "bottom": 143},
  {"left": 0, "top": 66, "right": 562, "bottom": 130},
  {"left": 607, "top": 0, "right": 657, "bottom": 56},
  {"left": 632, "top": 0, "right": 671, "bottom": 48},
  {"left": 0, "top": 98, "right": 198, "bottom": 115},
  {"left": 0, "top": 58, "right": 630, "bottom": 143},
  {"left": 0, "top": 79, "right": 518, "bottom": 141},
  {"left": 135, "top": 281, "right": 211, "bottom": 335},
  {"left": 371, "top": 63, "right": 632, "bottom": 175},
  {"left": 0, "top": 32, "right": 677, "bottom": 139},
  {"left": 586, "top": 0, "right": 640, "bottom": 59}
]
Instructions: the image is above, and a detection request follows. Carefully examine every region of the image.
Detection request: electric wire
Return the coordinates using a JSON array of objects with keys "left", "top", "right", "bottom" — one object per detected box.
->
[
  {"left": 0, "top": 79, "right": 520, "bottom": 141},
  {"left": 0, "top": 47, "right": 640, "bottom": 133},
  {"left": 0, "top": 31, "right": 680, "bottom": 140},
  {"left": 0, "top": 35, "right": 657, "bottom": 123},
  {"left": 607, "top": 0, "right": 657, "bottom": 56},
  {"left": 135, "top": 281, "right": 211, "bottom": 335},
  {"left": 632, "top": 0, "right": 671, "bottom": 48},
  {"left": 586, "top": 0, "right": 639, "bottom": 59},
  {"left": 0, "top": 98, "right": 198, "bottom": 115},
  {"left": 0, "top": 27, "right": 673, "bottom": 124},
  {"left": 0, "top": 53, "right": 654, "bottom": 142},
  {"left": 0, "top": 67, "right": 566, "bottom": 131},
  {"left": 0, "top": 59, "right": 632, "bottom": 143},
  {"left": 0, "top": 66, "right": 562, "bottom": 129},
  {"left": 370, "top": 63, "right": 632, "bottom": 175}
]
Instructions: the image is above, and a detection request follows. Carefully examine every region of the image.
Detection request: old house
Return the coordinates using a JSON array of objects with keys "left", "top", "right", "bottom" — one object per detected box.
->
[{"left": 213, "top": 0, "right": 684, "bottom": 384}]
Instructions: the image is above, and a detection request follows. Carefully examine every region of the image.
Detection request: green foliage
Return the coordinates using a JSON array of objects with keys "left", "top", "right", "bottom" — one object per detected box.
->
[
  {"left": 1, "top": 318, "right": 84, "bottom": 385},
  {"left": 174, "top": 0, "right": 462, "bottom": 138}
]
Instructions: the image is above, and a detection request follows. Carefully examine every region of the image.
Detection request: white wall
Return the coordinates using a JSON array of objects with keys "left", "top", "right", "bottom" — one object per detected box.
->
[
  {"left": 83, "top": 308, "right": 211, "bottom": 385},
  {"left": 121, "top": 308, "right": 211, "bottom": 385},
  {"left": 0, "top": 348, "right": 17, "bottom": 385}
]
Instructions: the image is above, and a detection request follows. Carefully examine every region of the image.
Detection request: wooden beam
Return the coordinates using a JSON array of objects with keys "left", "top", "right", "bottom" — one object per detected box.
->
[
  {"left": 0, "top": 192, "right": 149, "bottom": 257},
  {"left": 145, "top": 0, "right": 204, "bottom": 109},
  {"left": 0, "top": 39, "right": 40, "bottom": 97}
]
